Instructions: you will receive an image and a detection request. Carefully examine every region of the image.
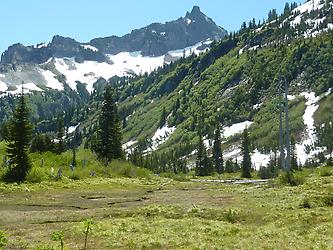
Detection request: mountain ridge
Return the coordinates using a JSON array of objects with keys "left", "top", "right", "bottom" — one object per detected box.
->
[{"left": 0, "top": 6, "right": 227, "bottom": 65}]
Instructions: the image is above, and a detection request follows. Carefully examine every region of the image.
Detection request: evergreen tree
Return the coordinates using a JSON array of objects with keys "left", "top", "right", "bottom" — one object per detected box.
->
[
  {"left": 56, "top": 116, "right": 66, "bottom": 154},
  {"left": 268, "top": 9, "right": 278, "bottom": 22},
  {"left": 241, "top": 127, "right": 252, "bottom": 178},
  {"left": 212, "top": 124, "right": 223, "bottom": 174},
  {"left": 225, "top": 159, "right": 234, "bottom": 173},
  {"left": 31, "top": 134, "right": 54, "bottom": 153},
  {"left": 71, "top": 149, "right": 77, "bottom": 168},
  {"left": 316, "top": 120, "right": 333, "bottom": 165},
  {"left": 0, "top": 122, "right": 9, "bottom": 141},
  {"left": 159, "top": 107, "right": 168, "bottom": 128},
  {"left": 5, "top": 87, "right": 32, "bottom": 182},
  {"left": 195, "top": 135, "right": 212, "bottom": 176},
  {"left": 95, "top": 85, "right": 123, "bottom": 162},
  {"left": 284, "top": 2, "right": 291, "bottom": 16}
]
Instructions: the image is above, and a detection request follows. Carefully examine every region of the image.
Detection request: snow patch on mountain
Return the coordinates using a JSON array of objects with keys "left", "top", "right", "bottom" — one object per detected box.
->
[
  {"left": 296, "top": 91, "right": 324, "bottom": 165},
  {"left": 1, "top": 82, "right": 42, "bottom": 97},
  {"left": 107, "top": 51, "right": 165, "bottom": 75},
  {"left": 40, "top": 69, "right": 64, "bottom": 91},
  {"left": 149, "top": 123, "right": 176, "bottom": 152},
  {"left": 0, "top": 80, "right": 8, "bottom": 92},
  {"left": 223, "top": 121, "right": 253, "bottom": 138},
  {"left": 36, "top": 43, "right": 49, "bottom": 49},
  {"left": 223, "top": 147, "right": 271, "bottom": 170},
  {"left": 68, "top": 123, "right": 80, "bottom": 134},
  {"left": 0, "top": 39, "right": 213, "bottom": 95},
  {"left": 293, "top": 0, "right": 324, "bottom": 15},
  {"left": 251, "top": 150, "right": 271, "bottom": 170},
  {"left": 169, "top": 39, "right": 212, "bottom": 58},
  {"left": 185, "top": 18, "right": 192, "bottom": 25},
  {"left": 123, "top": 140, "right": 138, "bottom": 151},
  {"left": 81, "top": 44, "right": 99, "bottom": 52},
  {"left": 23, "top": 82, "right": 43, "bottom": 92}
]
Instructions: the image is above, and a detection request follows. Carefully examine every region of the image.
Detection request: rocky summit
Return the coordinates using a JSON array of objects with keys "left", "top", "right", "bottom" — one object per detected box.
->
[{"left": 0, "top": 6, "right": 226, "bottom": 65}]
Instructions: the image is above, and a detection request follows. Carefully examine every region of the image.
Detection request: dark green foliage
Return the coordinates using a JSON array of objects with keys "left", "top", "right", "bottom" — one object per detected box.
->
[
  {"left": 241, "top": 127, "right": 252, "bottom": 178},
  {"left": 299, "top": 197, "right": 312, "bottom": 209},
  {"left": 316, "top": 120, "right": 333, "bottom": 164},
  {"left": 55, "top": 116, "right": 66, "bottom": 154},
  {"left": 322, "top": 194, "right": 333, "bottom": 207},
  {"left": 212, "top": 124, "right": 223, "bottom": 174},
  {"left": 0, "top": 230, "right": 7, "bottom": 249},
  {"left": 51, "top": 231, "right": 64, "bottom": 250},
  {"left": 258, "top": 159, "right": 279, "bottom": 179},
  {"left": 30, "top": 134, "right": 55, "bottom": 153},
  {"left": 71, "top": 149, "right": 77, "bottom": 168},
  {"left": 195, "top": 135, "right": 213, "bottom": 176},
  {"left": 94, "top": 85, "right": 122, "bottom": 162},
  {"left": 225, "top": 159, "right": 240, "bottom": 173},
  {"left": 159, "top": 107, "right": 168, "bottom": 128},
  {"left": 279, "top": 171, "right": 305, "bottom": 186},
  {"left": 0, "top": 122, "right": 10, "bottom": 141},
  {"left": 268, "top": 9, "right": 278, "bottom": 22},
  {"left": 5, "top": 89, "right": 33, "bottom": 182},
  {"left": 129, "top": 142, "right": 191, "bottom": 174}
]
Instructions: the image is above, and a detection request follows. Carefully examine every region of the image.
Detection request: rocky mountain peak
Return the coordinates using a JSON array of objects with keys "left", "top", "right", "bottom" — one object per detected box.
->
[
  {"left": 0, "top": 6, "right": 227, "bottom": 64},
  {"left": 186, "top": 6, "right": 204, "bottom": 19}
]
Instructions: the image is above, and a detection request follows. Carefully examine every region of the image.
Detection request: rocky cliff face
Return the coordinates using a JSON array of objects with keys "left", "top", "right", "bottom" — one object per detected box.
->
[
  {"left": 0, "top": 6, "right": 226, "bottom": 65},
  {"left": 90, "top": 6, "right": 227, "bottom": 56}
]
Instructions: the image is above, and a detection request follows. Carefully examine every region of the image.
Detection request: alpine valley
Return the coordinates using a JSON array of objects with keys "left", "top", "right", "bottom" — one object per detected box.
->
[
  {"left": 1, "top": 1, "right": 333, "bottom": 249},
  {"left": 0, "top": 1, "right": 333, "bottom": 170}
]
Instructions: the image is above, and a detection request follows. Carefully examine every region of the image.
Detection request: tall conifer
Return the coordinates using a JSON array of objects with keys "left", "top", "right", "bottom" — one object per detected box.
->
[
  {"left": 241, "top": 127, "right": 252, "bottom": 178},
  {"left": 95, "top": 85, "right": 122, "bottom": 162},
  {"left": 213, "top": 124, "right": 224, "bottom": 174},
  {"left": 5, "top": 85, "right": 32, "bottom": 182}
]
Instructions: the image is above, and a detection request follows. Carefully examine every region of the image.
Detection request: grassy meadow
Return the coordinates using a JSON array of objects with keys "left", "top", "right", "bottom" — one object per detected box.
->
[{"left": 0, "top": 150, "right": 332, "bottom": 250}]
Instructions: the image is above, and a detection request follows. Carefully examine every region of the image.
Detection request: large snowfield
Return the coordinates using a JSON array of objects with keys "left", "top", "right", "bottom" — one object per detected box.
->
[{"left": 0, "top": 40, "right": 212, "bottom": 95}]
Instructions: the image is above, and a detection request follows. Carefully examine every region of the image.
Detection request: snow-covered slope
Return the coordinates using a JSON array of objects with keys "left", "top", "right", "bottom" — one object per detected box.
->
[
  {"left": 0, "top": 40, "right": 212, "bottom": 94},
  {"left": 148, "top": 123, "right": 176, "bottom": 152}
]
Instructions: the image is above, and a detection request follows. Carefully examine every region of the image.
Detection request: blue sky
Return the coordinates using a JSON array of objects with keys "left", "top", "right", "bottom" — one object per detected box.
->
[{"left": 0, "top": 0, "right": 298, "bottom": 54}]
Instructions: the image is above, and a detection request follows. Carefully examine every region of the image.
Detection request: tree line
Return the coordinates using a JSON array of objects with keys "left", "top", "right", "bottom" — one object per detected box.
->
[{"left": 1, "top": 84, "right": 123, "bottom": 183}]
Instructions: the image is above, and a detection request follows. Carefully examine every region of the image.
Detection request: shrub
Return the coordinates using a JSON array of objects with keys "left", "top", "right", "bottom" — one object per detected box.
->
[
  {"left": 258, "top": 166, "right": 278, "bottom": 179},
  {"left": 322, "top": 194, "right": 333, "bottom": 207},
  {"left": 108, "top": 160, "right": 151, "bottom": 178},
  {"left": 83, "top": 219, "right": 94, "bottom": 250},
  {"left": 51, "top": 231, "right": 64, "bottom": 250},
  {"left": 318, "top": 167, "right": 332, "bottom": 177},
  {"left": 26, "top": 167, "right": 48, "bottom": 183},
  {"left": 223, "top": 209, "right": 239, "bottom": 223},
  {"left": 299, "top": 197, "right": 312, "bottom": 209},
  {"left": 0, "top": 230, "right": 7, "bottom": 248},
  {"left": 278, "top": 171, "right": 305, "bottom": 186}
]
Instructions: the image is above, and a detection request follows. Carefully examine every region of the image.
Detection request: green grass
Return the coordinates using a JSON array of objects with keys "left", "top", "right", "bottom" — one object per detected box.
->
[
  {"left": 0, "top": 167, "right": 332, "bottom": 249},
  {"left": 250, "top": 96, "right": 306, "bottom": 150},
  {"left": 0, "top": 144, "right": 152, "bottom": 183},
  {"left": 314, "top": 92, "right": 333, "bottom": 126}
]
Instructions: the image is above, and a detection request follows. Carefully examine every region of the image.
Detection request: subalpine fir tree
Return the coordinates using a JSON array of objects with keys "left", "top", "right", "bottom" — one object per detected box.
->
[
  {"left": 212, "top": 124, "right": 223, "bottom": 174},
  {"left": 5, "top": 86, "right": 32, "bottom": 182},
  {"left": 241, "top": 127, "right": 252, "bottom": 178},
  {"left": 159, "top": 107, "right": 168, "bottom": 128},
  {"left": 95, "top": 85, "right": 122, "bottom": 162},
  {"left": 56, "top": 116, "right": 66, "bottom": 154},
  {"left": 71, "top": 149, "right": 77, "bottom": 168},
  {"left": 195, "top": 135, "right": 212, "bottom": 176}
]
